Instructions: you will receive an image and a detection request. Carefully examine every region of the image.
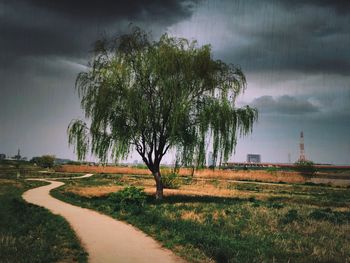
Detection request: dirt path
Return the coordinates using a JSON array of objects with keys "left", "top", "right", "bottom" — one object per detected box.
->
[{"left": 22, "top": 175, "right": 183, "bottom": 263}]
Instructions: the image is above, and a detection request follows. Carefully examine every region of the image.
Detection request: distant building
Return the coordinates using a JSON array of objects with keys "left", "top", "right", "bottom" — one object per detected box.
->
[
  {"left": 247, "top": 154, "right": 261, "bottom": 163},
  {"left": 0, "top": 154, "right": 6, "bottom": 160}
]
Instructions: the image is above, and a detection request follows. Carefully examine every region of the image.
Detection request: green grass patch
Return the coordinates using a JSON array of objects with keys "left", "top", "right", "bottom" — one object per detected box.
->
[{"left": 0, "top": 179, "right": 87, "bottom": 263}]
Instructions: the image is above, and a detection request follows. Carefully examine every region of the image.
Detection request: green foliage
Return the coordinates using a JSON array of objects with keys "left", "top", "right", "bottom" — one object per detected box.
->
[
  {"left": 133, "top": 164, "right": 148, "bottom": 169},
  {"left": 294, "top": 160, "right": 317, "bottom": 175},
  {"left": 182, "top": 176, "right": 193, "bottom": 185},
  {"left": 162, "top": 173, "right": 181, "bottom": 189},
  {"left": 266, "top": 167, "right": 278, "bottom": 173},
  {"left": 68, "top": 26, "right": 257, "bottom": 172},
  {"left": 235, "top": 183, "right": 260, "bottom": 192},
  {"left": 308, "top": 208, "right": 350, "bottom": 224},
  {"left": 267, "top": 202, "right": 284, "bottom": 209},
  {"left": 210, "top": 179, "right": 220, "bottom": 187},
  {"left": 109, "top": 186, "right": 147, "bottom": 213},
  {"left": 67, "top": 160, "right": 83, "bottom": 165},
  {"left": 30, "top": 155, "right": 56, "bottom": 168},
  {"left": 279, "top": 209, "right": 300, "bottom": 224}
]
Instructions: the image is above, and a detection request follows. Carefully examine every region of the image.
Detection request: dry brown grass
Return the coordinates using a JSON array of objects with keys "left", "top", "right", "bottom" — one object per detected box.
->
[
  {"left": 180, "top": 211, "right": 205, "bottom": 223},
  {"left": 176, "top": 183, "right": 238, "bottom": 197},
  {"left": 66, "top": 185, "right": 238, "bottom": 198},
  {"left": 66, "top": 178, "right": 262, "bottom": 200},
  {"left": 0, "top": 179, "right": 21, "bottom": 188},
  {"left": 192, "top": 169, "right": 306, "bottom": 183},
  {"left": 67, "top": 185, "right": 124, "bottom": 197},
  {"left": 56, "top": 165, "right": 307, "bottom": 184},
  {"left": 55, "top": 165, "right": 152, "bottom": 175}
]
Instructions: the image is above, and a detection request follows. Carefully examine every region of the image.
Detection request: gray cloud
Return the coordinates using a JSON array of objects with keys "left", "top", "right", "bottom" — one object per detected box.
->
[
  {"left": 21, "top": 0, "right": 198, "bottom": 22},
  {"left": 198, "top": 0, "right": 350, "bottom": 75},
  {"left": 279, "top": 0, "right": 350, "bottom": 14},
  {"left": 251, "top": 95, "right": 320, "bottom": 115},
  {"left": 0, "top": 0, "right": 200, "bottom": 61}
]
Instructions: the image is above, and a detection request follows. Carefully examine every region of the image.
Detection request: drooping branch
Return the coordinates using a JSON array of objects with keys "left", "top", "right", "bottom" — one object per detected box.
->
[{"left": 68, "top": 26, "right": 258, "bottom": 182}]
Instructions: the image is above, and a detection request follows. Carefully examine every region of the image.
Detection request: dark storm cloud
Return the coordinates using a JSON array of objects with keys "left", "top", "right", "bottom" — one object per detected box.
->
[
  {"left": 251, "top": 95, "right": 320, "bottom": 115},
  {"left": 209, "top": 0, "right": 350, "bottom": 75},
  {"left": 0, "top": 0, "right": 200, "bottom": 60},
  {"left": 22, "top": 0, "right": 198, "bottom": 22},
  {"left": 280, "top": 0, "right": 350, "bottom": 14},
  {"left": 0, "top": 21, "right": 85, "bottom": 59}
]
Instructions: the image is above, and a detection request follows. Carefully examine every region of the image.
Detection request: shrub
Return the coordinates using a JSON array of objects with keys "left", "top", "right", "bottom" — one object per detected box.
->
[
  {"left": 279, "top": 209, "right": 300, "bottom": 224},
  {"left": 162, "top": 173, "right": 181, "bottom": 189},
  {"left": 308, "top": 208, "right": 350, "bottom": 224},
  {"left": 182, "top": 176, "right": 193, "bottom": 185},
  {"left": 109, "top": 186, "right": 147, "bottom": 213},
  {"left": 30, "top": 155, "right": 56, "bottom": 168},
  {"left": 294, "top": 160, "right": 317, "bottom": 176},
  {"left": 210, "top": 179, "right": 220, "bottom": 188},
  {"left": 133, "top": 164, "right": 148, "bottom": 169},
  {"left": 236, "top": 184, "right": 260, "bottom": 192},
  {"left": 267, "top": 202, "right": 284, "bottom": 209},
  {"left": 266, "top": 167, "right": 278, "bottom": 173}
]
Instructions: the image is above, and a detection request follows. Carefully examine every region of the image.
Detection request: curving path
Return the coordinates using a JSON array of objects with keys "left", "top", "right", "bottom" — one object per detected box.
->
[{"left": 22, "top": 174, "right": 183, "bottom": 263}]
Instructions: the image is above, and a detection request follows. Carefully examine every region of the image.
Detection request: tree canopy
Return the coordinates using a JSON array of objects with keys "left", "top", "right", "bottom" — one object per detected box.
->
[
  {"left": 30, "top": 155, "right": 56, "bottom": 168},
  {"left": 68, "top": 27, "right": 258, "bottom": 198}
]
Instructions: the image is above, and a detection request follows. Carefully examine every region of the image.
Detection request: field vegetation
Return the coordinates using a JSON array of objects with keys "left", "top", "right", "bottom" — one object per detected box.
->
[
  {"left": 0, "top": 160, "right": 86, "bottom": 179},
  {"left": 0, "top": 178, "right": 87, "bottom": 263},
  {"left": 56, "top": 165, "right": 308, "bottom": 184},
  {"left": 53, "top": 173, "right": 350, "bottom": 262},
  {"left": 2, "top": 161, "right": 349, "bottom": 262}
]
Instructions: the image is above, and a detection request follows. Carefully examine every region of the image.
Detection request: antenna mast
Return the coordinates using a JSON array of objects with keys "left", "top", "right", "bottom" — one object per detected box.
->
[{"left": 299, "top": 131, "right": 306, "bottom": 161}]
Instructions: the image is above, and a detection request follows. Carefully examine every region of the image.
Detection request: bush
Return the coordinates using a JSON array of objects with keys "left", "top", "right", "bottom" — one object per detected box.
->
[
  {"left": 308, "top": 208, "right": 350, "bottom": 224},
  {"left": 182, "top": 176, "right": 193, "bottom": 185},
  {"left": 162, "top": 173, "right": 181, "bottom": 189},
  {"left": 279, "top": 209, "right": 300, "bottom": 224},
  {"left": 109, "top": 186, "right": 147, "bottom": 213},
  {"left": 266, "top": 167, "right": 278, "bottom": 173},
  {"left": 30, "top": 155, "right": 56, "bottom": 168},
  {"left": 133, "top": 164, "right": 148, "bottom": 169},
  {"left": 294, "top": 160, "right": 317, "bottom": 176},
  {"left": 267, "top": 202, "right": 284, "bottom": 209}
]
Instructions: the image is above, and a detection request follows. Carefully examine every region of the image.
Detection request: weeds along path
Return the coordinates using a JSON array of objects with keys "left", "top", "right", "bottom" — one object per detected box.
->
[{"left": 22, "top": 174, "right": 183, "bottom": 263}]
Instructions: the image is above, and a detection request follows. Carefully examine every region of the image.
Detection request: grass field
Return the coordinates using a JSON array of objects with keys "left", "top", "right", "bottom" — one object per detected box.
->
[
  {"left": 0, "top": 161, "right": 85, "bottom": 179},
  {"left": 0, "top": 179, "right": 87, "bottom": 263},
  {"left": 52, "top": 173, "right": 350, "bottom": 262},
  {"left": 55, "top": 165, "right": 309, "bottom": 184}
]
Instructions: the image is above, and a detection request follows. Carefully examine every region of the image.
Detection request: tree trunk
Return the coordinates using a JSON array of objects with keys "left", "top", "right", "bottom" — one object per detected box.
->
[
  {"left": 191, "top": 164, "right": 195, "bottom": 177},
  {"left": 153, "top": 171, "right": 164, "bottom": 200}
]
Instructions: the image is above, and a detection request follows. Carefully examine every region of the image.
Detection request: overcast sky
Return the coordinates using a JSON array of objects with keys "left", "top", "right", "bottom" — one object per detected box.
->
[{"left": 1, "top": 0, "right": 349, "bottom": 164}]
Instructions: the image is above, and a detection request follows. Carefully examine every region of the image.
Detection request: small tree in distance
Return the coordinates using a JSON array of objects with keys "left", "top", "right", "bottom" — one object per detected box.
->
[
  {"left": 68, "top": 27, "right": 258, "bottom": 199},
  {"left": 294, "top": 160, "right": 317, "bottom": 176},
  {"left": 30, "top": 155, "right": 56, "bottom": 168}
]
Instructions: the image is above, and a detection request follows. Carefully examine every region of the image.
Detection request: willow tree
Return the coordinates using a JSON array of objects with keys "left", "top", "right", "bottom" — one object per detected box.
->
[{"left": 68, "top": 27, "right": 258, "bottom": 199}]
